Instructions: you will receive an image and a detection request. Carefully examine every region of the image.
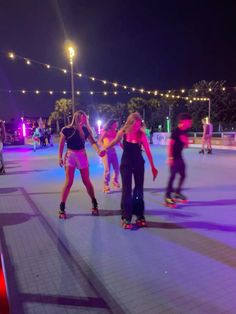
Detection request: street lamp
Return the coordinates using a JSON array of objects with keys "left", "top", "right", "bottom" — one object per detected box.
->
[
  {"left": 67, "top": 45, "right": 76, "bottom": 115},
  {"left": 97, "top": 120, "right": 102, "bottom": 135},
  {"left": 208, "top": 98, "right": 211, "bottom": 122}
]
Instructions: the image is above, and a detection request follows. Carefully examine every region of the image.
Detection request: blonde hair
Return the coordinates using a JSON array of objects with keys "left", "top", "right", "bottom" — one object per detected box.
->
[
  {"left": 122, "top": 112, "right": 144, "bottom": 135},
  {"left": 69, "top": 110, "right": 93, "bottom": 139}
]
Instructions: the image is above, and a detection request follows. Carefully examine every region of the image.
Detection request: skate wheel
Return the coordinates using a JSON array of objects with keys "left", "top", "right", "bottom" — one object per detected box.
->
[
  {"left": 173, "top": 199, "right": 188, "bottom": 204},
  {"left": 92, "top": 208, "right": 99, "bottom": 216},
  {"left": 136, "top": 220, "right": 147, "bottom": 227},
  {"left": 163, "top": 203, "right": 177, "bottom": 209},
  {"left": 59, "top": 212, "right": 66, "bottom": 219}
]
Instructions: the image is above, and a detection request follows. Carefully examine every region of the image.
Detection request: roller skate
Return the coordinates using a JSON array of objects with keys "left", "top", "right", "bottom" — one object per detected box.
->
[
  {"left": 91, "top": 198, "right": 99, "bottom": 216},
  {"left": 199, "top": 149, "right": 204, "bottom": 154},
  {"left": 0, "top": 166, "right": 6, "bottom": 175},
  {"left": 103, "top": 185, "right": 110, "bottom": 193},
  {"left": 173, "top": 193, "right": 188, "bottom": 203},
  {"left": 164, "top": 197, "right": 177, "bottom": 208},
  {"left": 121, "top": 218, "right": 132, "bottom": 230},
  {"left": 207, "top": 149, "right": 212, "bottom": 154},
  {"left": 136, "top": 216, "right": 147, "bottom": 228},
  {"left": 112, "top": 181, "right": 120, "bottom": 189},
  {"left": 58, "top": 202, "right": 66, "bottom": 219}
]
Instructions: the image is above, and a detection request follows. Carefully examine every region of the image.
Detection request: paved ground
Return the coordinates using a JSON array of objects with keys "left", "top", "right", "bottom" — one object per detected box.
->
[{"left": 1, "top": 144, "right": 236, "bottom": 314}]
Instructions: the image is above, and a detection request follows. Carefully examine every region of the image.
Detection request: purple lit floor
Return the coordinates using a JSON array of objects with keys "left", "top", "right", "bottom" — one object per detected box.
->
[{"left": 1, "top": 144, "right": 236, "bottom": 313}]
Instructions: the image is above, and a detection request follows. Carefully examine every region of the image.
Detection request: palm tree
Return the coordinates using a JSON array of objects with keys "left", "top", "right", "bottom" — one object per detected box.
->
[
  {"left": 49, "top": 111, "right": 60, "bottom": 134},
  {"left": 188, "top": 80, "right": 231, "bottom": 130},
  {"left": 55, "top": 98, "right": 72, "bottom": 125}
]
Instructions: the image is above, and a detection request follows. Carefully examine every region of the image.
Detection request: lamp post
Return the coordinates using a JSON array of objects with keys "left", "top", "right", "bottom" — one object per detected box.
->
[
  {"left": 68, "top": 46, "right": 75, "bottom": 115},
  {"left": 97, "top": 120, "right": 102, "bottom": 135},
  {"left": 208, "top": 98, "right": 211, "bottom": 122}
]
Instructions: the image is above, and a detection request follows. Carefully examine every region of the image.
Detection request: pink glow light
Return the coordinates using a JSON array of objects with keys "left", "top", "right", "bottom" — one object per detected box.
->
[{"left": 22, "top": 123, "right": 26, "bottom": 137}]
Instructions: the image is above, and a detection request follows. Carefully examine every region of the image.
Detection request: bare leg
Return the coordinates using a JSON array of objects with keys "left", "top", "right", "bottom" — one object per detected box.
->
[
  {"left": 80, "top": 167, "right": 95, "bottom": 200},
  {"left": 60, "top": 166, "right": 75, "bottom": 203}
]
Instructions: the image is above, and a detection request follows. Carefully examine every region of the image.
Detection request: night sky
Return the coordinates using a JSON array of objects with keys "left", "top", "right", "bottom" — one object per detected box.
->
[{"left": 0, "top": 0, "right": 235, "bottom": 119}]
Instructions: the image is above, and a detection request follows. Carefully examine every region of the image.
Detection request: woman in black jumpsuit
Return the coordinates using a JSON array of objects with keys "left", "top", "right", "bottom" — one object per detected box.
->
[{"left": 104, "top": 112, "right": 158, "bottom": 229}]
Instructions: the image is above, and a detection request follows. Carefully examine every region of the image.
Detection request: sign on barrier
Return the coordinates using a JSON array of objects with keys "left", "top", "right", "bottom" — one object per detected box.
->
[{"left": 153, "top": 132, "right": 170, "bottom": 145}]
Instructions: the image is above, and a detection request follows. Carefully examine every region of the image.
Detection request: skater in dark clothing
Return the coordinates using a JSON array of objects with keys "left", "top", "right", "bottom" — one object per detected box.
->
[
  {"left": 58, "top": 110, "right": 105, "bottom": 218},
  {"left": 165, "top": 112, "right": 192, "bottom": 206},
  {"left": 104, "top": 112, "right": 158, "bottom": 229}
]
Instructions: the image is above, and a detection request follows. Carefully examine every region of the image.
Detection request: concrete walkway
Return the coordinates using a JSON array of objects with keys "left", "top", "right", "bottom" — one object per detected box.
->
[{"left": 1, "top": 144, "right": 236, "bottom": 313}]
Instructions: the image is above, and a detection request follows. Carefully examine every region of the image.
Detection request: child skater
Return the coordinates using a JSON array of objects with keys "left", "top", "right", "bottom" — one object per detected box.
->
[
  {"left": 165, "top": 112, "right": 192, "bottom": 206},
  {"left": 98, "top": 119, "right": 121, "bottom": 193},
  {"left": 104, "top": 112, "right": 158, "bottom": 229}
]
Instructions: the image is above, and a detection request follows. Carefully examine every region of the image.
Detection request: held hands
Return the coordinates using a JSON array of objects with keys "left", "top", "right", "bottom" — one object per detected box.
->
[
  {"left": 59, "top": 158, "right": 64, "bottom": 167},
  {"left": 99, "top": 149, "right": 106, "bottom": 157},
  {"left": 152, "top": 166, "right": 158, "bottom": 181}
]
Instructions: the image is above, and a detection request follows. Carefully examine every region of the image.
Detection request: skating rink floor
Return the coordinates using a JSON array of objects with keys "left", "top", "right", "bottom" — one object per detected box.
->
[{"left": 1, "top": 143, "right": 236, "bottom": 313}]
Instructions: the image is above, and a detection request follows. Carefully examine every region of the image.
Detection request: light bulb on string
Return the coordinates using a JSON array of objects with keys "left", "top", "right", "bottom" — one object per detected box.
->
[{"left": 8, "top": 52, "right": 15, "bottom": 59}]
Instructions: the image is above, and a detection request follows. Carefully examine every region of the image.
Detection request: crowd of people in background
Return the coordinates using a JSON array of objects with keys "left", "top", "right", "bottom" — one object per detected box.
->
[{"left": 32, "top": 124, "right": 54, "bottom": 152}]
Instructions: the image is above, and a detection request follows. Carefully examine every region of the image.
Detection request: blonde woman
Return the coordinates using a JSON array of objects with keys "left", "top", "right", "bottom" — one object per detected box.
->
[
  {"left": 98, "top": 119, "right": 121, "bottom": 193},
  {"left": 104, "top": 112, "right": 158, "bottom": 229},
  {"left": 58, "top": 110, "right": 105, "bottom": 218}
]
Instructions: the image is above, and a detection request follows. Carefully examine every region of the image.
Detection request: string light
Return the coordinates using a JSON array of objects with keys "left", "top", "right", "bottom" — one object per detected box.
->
[
  {"left": 0, "top": 88, "right": 209, "bottom": 102},
  {"left": 2, "top": 51, "right": 233, "bottom": 98},
  {"left": 8, "top": 52, "right": 15, "bottom": 59}
]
